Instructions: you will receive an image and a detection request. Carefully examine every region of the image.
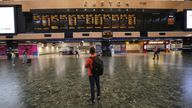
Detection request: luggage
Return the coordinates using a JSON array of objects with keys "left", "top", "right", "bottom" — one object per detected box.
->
[{"left": 27, "top": 59, "right": 32, "bottom": 64}]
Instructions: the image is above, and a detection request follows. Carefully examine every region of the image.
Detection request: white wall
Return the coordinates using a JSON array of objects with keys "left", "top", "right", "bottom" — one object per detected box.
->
[{"left": 38, "top": 43, "right": 59, "bottom": 55}]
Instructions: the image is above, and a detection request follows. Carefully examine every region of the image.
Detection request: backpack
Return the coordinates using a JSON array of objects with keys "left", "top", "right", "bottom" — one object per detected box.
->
[{"left": 90, "top": 56, "right": 104, "bottom": 76}]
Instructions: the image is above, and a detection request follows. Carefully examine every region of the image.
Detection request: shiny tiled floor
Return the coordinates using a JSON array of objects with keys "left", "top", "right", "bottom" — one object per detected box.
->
[{"left": 0, "top": 52, "right": 192, "bottom": 108}]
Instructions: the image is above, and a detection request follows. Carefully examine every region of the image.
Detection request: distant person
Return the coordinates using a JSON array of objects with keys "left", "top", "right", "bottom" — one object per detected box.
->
[
  {"left": 85, "top": 47, "right": 103, "bottom": 104},
  {"left": 7, "top": 47, "right": 12, "bottom": 60},
  {"left": 22, "top": 48, "right": 28, "bottom": 64},
  {"left": 75, "top": 49, "right": 80, "bottom": 57},
  {"left": 11, "top": 51, "right": 16, "bottom": 66},
  {"left": 153, "top": 47, "right": 160, "bottom": 60},
  {"left": 69, "top": 48, "right": 73, "bottom": 55}
]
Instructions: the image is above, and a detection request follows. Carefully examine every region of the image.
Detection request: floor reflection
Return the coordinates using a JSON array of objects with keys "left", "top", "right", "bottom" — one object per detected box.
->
[
  {"left": 0, "top": 67, "right": 23, "bottom": 108},
  {"left": 0, "top": 52, "right": 192, "bottom": 107}
]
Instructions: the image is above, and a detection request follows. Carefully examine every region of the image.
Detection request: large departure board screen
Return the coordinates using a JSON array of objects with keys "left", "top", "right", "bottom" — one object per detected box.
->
[
  {"left": 31, "top": 9, "right": 176, "bottom": 32},
  {"left": 0, "top": 7, "right": 16, "bottom": 34}
]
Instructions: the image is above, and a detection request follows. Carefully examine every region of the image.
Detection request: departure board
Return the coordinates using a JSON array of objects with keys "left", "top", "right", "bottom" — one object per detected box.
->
[
  {"left": 50, "top": 15, "right": 59, "bottom": 30},
  {"left": 112, "top": 14, "right": 119, "bottom": 28},
  {"left": 77, "top": 14, "right": 86, "bottom": 29},
  {"left": 120, "top": 14, "right": 128, "bottom": 28},
  {"left": 95, "top": 14, "right": 102, "bottom": 28},
  {"left": 68, "top": 15, "right": 77, "bottom": 29},
  {"left": 31, "top": 9, "right": 177, "bottom": 32},
  {"left": 86, "top": 14, "right": 94, "bottom": 29},
  {"left": 33, "top": 14, "right": 42, "bottom": 30},
  {"left": 41, "top": 15, "right": 50, "bottom": 30},
  {"left": 103, "top": 14, "right": 111, "bottom": 29},
  {"left": 128, "top": 14, "right": 136, "bottom": 28},
  {"left": 59, "top": 14, "right": 68, "bottom": 30}
]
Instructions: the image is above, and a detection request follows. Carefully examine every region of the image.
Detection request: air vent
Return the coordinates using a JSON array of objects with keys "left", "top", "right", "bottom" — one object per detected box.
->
[
  {"left": 125, "top": 33, "right": 132, "bottom": 36},
  {"left": 44, "top": 34, "right": 52, "bottom": 37},
  {"left": 6, "top": 36, "right": 13, "bottom": 38},
  {"left": 159, "top": 33, "right": 166, "bottom": 35},
  {"left": 82, "top": 33, "right": 89, "bottom": 36}
]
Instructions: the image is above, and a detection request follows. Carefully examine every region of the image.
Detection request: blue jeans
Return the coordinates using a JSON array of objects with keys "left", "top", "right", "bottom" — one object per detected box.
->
[
  {"left": 89, "top": 75, "right": 100, "bottom": 101},
  {"left": 12, "top": 57, "right": 15, "bottom": 65},
  {"left": 23, "top": 55, "right": 27, "bottom": 64}
]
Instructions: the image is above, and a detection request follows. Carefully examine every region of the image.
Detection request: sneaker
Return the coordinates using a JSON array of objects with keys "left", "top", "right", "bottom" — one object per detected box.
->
[
  {"left": 92, "top": 100, "right": 95, "bottom": 104},
  {"left": 88, "top": 99, "right": 95, "bottom": 105}
]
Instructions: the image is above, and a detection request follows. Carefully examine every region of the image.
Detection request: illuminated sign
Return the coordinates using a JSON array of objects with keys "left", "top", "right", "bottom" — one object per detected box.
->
[
  {"left": 0, "top": 7, "right": 15, "bottom": 34},
  {"left": 112, "top": 14, "right": 119, "bottom": 28},
  {"left": 59, "top": 14, "right": 68, "bottom": 30},
  {"left": 120, "top": 14, "right": 128, "bottom": 28},
  {"left": 77, "top": 14, "right": 86, "bottom": 29},
  {"left": 95, "top": 14, "right": 103, "bottom": 28},
  {"left": 103, "top": 14, "right": 111, "bottom": 28},
  {"left": 50, "top": 15, "right": 59, "bottom": 30},
  {"left": 187, "top": 10, "right": 192, "bottom": 29},
  {"left": 68, "top": 15, "right": 77, "bottom": 29},
  {"left": 86, "top": 14, "right": 94, "bottom": 29}
]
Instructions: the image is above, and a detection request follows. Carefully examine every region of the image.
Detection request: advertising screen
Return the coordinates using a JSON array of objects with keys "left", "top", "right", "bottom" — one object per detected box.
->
[
  {"left": 0, "top": 7, "right": 16, "bottom": 34},
  {"left": 186, "top": 10, "right": 192, "bottom": 30}
]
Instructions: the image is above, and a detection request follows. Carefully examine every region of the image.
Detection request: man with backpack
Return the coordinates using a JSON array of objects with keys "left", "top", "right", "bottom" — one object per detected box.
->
[{"left": 85, "top": 47, "right": 103, "bottom": 104}]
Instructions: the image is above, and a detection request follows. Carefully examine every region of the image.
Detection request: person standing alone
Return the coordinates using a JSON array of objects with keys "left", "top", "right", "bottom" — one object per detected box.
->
[
  {"left": 85, "top": 47, "right": 103, "bottom": 104},
  {"left": 11, "top": 51, "right": 16, "bottom": 66},
  {"left": 22, "top": 48, "right": 28, "bottom": 64}
]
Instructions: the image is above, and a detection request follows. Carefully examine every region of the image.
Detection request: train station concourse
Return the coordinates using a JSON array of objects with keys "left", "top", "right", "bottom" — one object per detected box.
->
[{"left": 1, "top": 0, "right": 192, "bottom": 107}]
